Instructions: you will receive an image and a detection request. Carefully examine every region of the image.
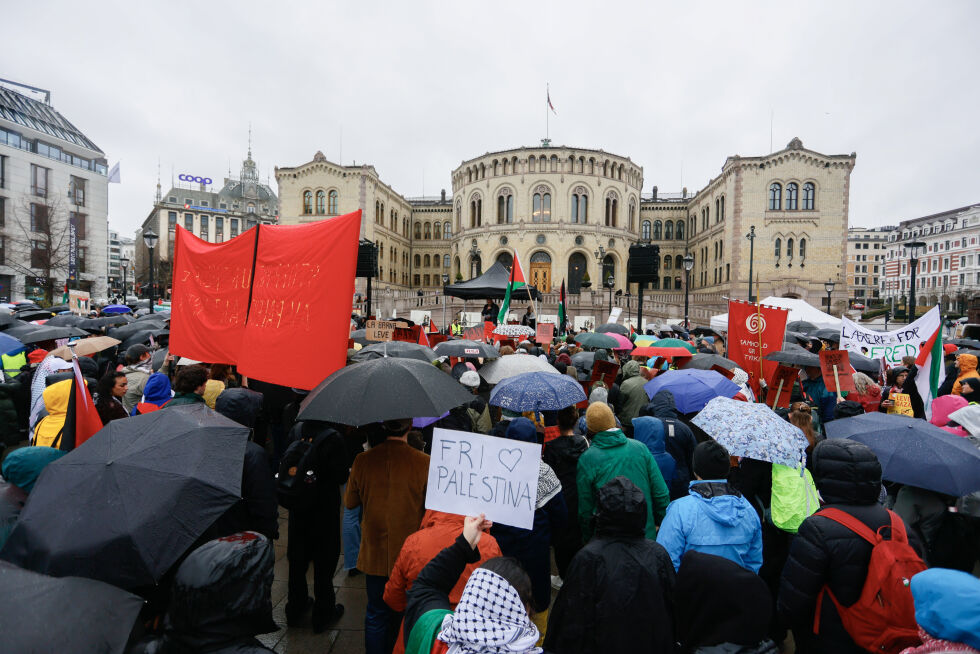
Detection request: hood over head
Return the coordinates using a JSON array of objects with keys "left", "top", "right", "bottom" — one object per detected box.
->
[
  {"left": 419, "top": 509, "right": 464, "bottom": 530},
  {"left": 41, "top": 378, "right": 73, "bottom": 417},
  {"left": 141, "top": 373, "right": 173, "bottom": 407},
  {"left": 675, "top": 551, "right": 772, "bottom": 649},
  {"left": 910, "top": 568, "right": 980, "bottom": 649},
  {"left": 957, "top": 353, "right": 978, "bottom": 374},
  {"left": 930, "top": 394, "right": 968, "bottom": 427},
  {"left": 1, "top": 446, "right": 65, "bottom": 493},
  {"left": 504, "top": 417, "right": 537, "bottom": 444},
  {"left": 621, "top": 360, "right": 641, "bottom": 380},
  {"left": 632, "top": 416, "right": 667, "bottom": 454},
  {"left": 214, "top": 387, "right": 264, "bottom": 429},
  {"left": 595, "top": 476, "right": 647, "bottom": 537},
  {"left": 812, "top": 439, "right": 882, "bottom": 505},
  {"left": 650, "top": 389, "right": 679, "bottom": 419}
]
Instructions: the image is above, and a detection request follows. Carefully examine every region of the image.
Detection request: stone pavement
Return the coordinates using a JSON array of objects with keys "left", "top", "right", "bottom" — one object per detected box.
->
[{"left": 258, "top": 509, "right": 367, "bottom": 654}]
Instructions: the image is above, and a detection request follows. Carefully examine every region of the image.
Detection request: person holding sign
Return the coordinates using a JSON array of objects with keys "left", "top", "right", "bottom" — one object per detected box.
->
[{"left": 879, "top": 367, "right": 909, "bottom": 413}]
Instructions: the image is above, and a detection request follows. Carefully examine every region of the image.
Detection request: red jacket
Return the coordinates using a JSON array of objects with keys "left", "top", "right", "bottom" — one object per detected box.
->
[{"left": 384, "top": 510, "right": 502, "bottom": 654}]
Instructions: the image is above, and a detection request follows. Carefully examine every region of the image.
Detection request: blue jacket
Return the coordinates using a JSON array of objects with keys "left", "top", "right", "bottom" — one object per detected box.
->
[
  {"left": 632, "top": 416, "right": 676, "bottom": 487},
  {"left": 656, "top": 480, "right": 762, "bottom": 573}
]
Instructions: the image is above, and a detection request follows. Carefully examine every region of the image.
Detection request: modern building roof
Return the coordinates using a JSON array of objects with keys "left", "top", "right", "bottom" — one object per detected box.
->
[{"left": 0, "top": 81, "right": 103, "bottom": 154}]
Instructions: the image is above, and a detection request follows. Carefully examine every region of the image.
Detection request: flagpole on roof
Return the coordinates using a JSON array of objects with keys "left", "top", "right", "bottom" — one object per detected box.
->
[{"left": 546, "top": 83, "right": 549, "bottom": 143}]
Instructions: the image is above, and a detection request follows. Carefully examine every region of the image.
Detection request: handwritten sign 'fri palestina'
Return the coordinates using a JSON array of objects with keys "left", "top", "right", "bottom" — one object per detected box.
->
[{"left": 426, "top": 428, "right": 542, "bottom": 529}]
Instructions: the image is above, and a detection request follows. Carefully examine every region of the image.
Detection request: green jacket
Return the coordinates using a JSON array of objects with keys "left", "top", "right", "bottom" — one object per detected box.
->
[
  {"left": 167, "top": 392, "right": 205, "bottom": 407},
  {"left": 576, "top": 428, "right": 670, "bottom": 541},
  {"left": 616, "top": 361, "right": 649, "bottom": 426}
]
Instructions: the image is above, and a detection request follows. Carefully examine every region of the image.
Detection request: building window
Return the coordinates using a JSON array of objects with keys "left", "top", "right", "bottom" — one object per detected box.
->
[
  {"left": 315, "top": 190, "right": 325, "bottom": 214},
  {"left": 663, "top": 276, "right": 672, "bottom": 290},
  {"left": 785, "top": 183, "right": 799, "bottom": 210},
  {"left": 604, "top": 195, "right": 618, "bottom": 227},
  {"left": 532, "top": 192, "right": 551, "bottom": 222},
  {"left": 571, "top": 192, "right": 588, "bottom": 224},
  {"left": 215, "top": 216, "right": 224, "bottom": 242},
  {"left": 31, "top": 164, "right": 49, "bottom": 197},
  {"left": 424, "top": 254, "right": 431, "bottom": 267},
  {"left": 230, "top": 218, "right": 239, "bottom": 237},
  {"left": 30, "top": 203, "right": 48, "bottom": 232},
  {"left": 470, "top": 195, "right": 482, "bottom": 227},
  {"left": 77, "top": 247, "right": 86, "bottom": 273},
  {"left": 424, "top": 223, "right": 431, "bottom": 239},
  {"left": 71, "top": 212, "right": 86, "bottom": 239},
  {"left": 302, "top": 191, "right": 313, "bottom": 214},
  {"left": 444, "top": 221, "right": 452, "bottom": 239},
  {"left": 802, "top": 182, "right": 815, "bottom": 210},
  {"left": 628, "top": 200, "right": 635, "bottom": 231},
  {"left": 31, "top": 240, "right": 47, "bottom": 268},
  {"left": 720, "top": 195, "right": 725, "bottom": 220},
  {"left": 413, "top": 274, "right": 420, "bottom": 286},
  {"left": 799, "top": 238, "right": 806, "bottom": 260},
  {"left": 69, "top": 176, "right": 86, "bottom": 206},
  {"left": 168, "top": 211, "right": 177, "bottom": 233},
  {"left": 414, "top": 222, "right": 422, "bottom": 239},
  {"left": 414, "top": 254, "right": 421, "bottom": 267},
  {"left": 676, "top": 220, "right": 684, "bottom": 240},
  {"left": 665, "top": 220, "right": 674, "bottom": 240},
  {"left": 0, "top": 235, "right": 4, "bottom": 264},
  {"left": 200, "top": 216, "right": 208, "bottom": 240},
  {"left": 185, "top": 213, "right": 194, "bottom": 231},
  {"left": 328, "top": 190, "right": 338, "bottom": 214},
  {"left": 444, "top": 254, "right": 450, "bottom": 268},
  {"left": 768, "top": 183, "right": 782, "bottom": 210},
  {"left": 434, "top": 222, "right": 442, "bottom": 239},
  {"left": 775, "top": 238, "right": 781, "bottom": 260},
  {"left": 497, "top": 193, "right": 513, "bottom": 224},
  {"left": 653, "top": 220, "right": 662, "bottom": 240},
  {"left": 0, "top": 155, "right": 6, "bottom": 189}
]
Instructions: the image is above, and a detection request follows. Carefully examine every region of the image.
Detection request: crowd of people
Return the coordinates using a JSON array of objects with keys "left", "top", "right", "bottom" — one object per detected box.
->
[{"left": 1, "top": 301, "right": 979, "bottom": 654}]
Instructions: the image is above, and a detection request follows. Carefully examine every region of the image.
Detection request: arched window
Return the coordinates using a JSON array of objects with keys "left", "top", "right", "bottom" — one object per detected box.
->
[
  {"left": 414, "top": 254, "right": 421, "bottom": 267},
  {"left": 571, "top": 190, "right": 588, "bottom": 224},
  {"left": 414, "top": 222, "right": 422, "bottom": 239},
  {"left": 715, "top": 198, "right": 720, "bottom": 222},
  {"left": 768, "top": 183, "right": 782, "bottom": 210},
  {"left": 455, "top": 201, "right": 461, "bottom": 232},
  {"left": 664, "top": 256, "right": 672, "bottom": 270},
  {"left": 470, "top": 195, "right": 482, "bottom": 227},
  {"left": 628, "top": 200, "right": 636, "bottom": 232},
  {"left": 424, "top": 254, "right": 430, "bottom": 267},
  {"left": 802, "top": 183, "right": 815, "bottom": 210},
  {"left": 302, "top": 191, "right": 313, "bottom": 215},
  {"left": 799, "top": 238, "right": 806, "bottom": 259},
  {"left": 720, "top": 195, "right": 725, "bottom": 220},
  {"left": 528, "top": 156, "right": 536, "bottom": 172},
  {"left": 604, "top": 195, "right": 618, "bottom": 227},
  {"left": 443, "top": 254, "right": 450, "bottom": 268},
  {"left": 424, "top": 223, "right": 431, "bottom": 239},
  {"left": 675, "top": 255, "right": 683, "bottom": 270},
  {"left": 774, "top": 238, "right": 781, "bottom": 259},
  {"left": 444, "top": 221, "right": 452, "bottom": 239},
  {"left": 641, "top": 220, "right": 651, "bottom": 240},
  {"left": 315, "top": 190, "right": 325, "bottom": 214},
  {"left": 653, "top": 220, "right": 663, "bottom": 240},
  {"left": 786, "top": 183, "right": 799, "bottom": 210},
  {"left": 497, "top": 196, "right": 505, "bottom": 224},
  {"left": 434, "top": 222, "right": 441, "bottom": 239},
  {"left": 550, "top": 155, "right": 558, "bottom": 171},
  {"left": 787, "top": 238, "right": 794, "bottom": 261},
  {"left": 532, "top": 190, "right": 551, "bottom": 222},
  {"left": 665, "top": 221, "right": 674, "bottom": 240},
  {"left": 676, "top": 220, "right": 685, "bottom": 240}
]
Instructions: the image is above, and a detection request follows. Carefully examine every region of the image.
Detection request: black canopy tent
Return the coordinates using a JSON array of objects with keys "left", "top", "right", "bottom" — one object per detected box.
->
[{"left": 442, "top": 262, "right": 541, "bottom": 300}]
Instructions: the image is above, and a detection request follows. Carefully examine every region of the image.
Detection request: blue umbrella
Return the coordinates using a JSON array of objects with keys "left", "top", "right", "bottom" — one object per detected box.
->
[
  {"left": 826, "top": 412, "right": 980, "bottom": 496},
  {"left": 643, "top": 369, "right": 741, "bottom": 413},
  {"left": 101, "top": 305, "right": 132, "bottom": 314},
  {"left": 0, "top": 332, "right": 24, "bottom": 356},
  {"left": 692, "top": 396, "right": 809, "bottom": 467},
  {"left": 489, "top": 371, "right": 586, "bottom": 412}
]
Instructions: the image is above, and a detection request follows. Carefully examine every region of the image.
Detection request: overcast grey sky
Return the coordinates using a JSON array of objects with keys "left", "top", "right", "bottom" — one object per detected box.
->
[{"left": 4, "top": 0, "right": 978, "bottom": 236}]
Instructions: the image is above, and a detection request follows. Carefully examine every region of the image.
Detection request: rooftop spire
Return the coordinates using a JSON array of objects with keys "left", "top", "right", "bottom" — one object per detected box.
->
[{"left": 155, "top": 158, "right": 161, "bottom": 203}]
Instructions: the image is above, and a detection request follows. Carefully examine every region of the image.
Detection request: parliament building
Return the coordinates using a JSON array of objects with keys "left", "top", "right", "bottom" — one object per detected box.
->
[{"left": 275, "top": 137, "right": 855, "bottom": 324}]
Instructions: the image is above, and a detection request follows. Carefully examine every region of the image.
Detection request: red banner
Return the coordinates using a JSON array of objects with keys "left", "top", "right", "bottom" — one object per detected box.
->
[
  {"left": 238, "top": 212, "right": 361, "bottom": 390},
  {"left": 726, "top": 300, "right": 789, "bottom": 396},
  {"left": 170, "top": 226, "right": 257, "bottom": 365},
  {"left": 171, "top": 211, "right": 361, "bottom": 390}
]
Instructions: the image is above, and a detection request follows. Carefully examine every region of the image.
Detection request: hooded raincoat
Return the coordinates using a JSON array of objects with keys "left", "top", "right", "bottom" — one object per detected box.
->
[
  {"left": 643, "top": 390, "right": 698, "bottom": 498},
  {"left": 929, "top": 395, "right": 969, "bottom": 437},
  {"left": 952, "top": 354, "right": 980, "bottom": 396},
  {"left": 632, "top": 416, "right": 677, "bottom": 492},
  {"left": 131, "top": 373, "right": 173, "bottom": 416},
  {"left": 656, "top": 480, "right": 763, "bottom": 573},
  {"left": 616, "top": 360, "right": 648, "bottom": 427},
  {"left": 31, "top": 379, "right": 72, "bottom": 448}
]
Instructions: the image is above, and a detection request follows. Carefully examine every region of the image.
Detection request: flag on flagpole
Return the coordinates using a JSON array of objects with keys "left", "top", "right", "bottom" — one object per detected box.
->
[
  {"left": 914, "top": 307, "right": 945, "bottom": 420},
  {"left": 498, "top": 251, "right": 528, "bottom": 324},
  {"left": 417, "top": 327, "right": 431, "bottom": 348},
  {"left": 547, "top": 89, "right": 557, "bottom": 115},
  {"left": 428, "top": 315, "right": 439, "bottom": 334},
  {"left": 108, "top": 162, "right": 121, "bottom": 184},
  {"left": 58, "top": 354, "right": 104, "bottom": 451},
  {"left": 558, "top": 279, "right": 567, "bottom": 335},
  {"left": 62, "top": 280, "right": 69, "bottom": 303}
]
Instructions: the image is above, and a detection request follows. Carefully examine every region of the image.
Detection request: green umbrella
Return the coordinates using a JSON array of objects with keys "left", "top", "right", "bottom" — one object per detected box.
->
[
  {"left": 574, "top": 332, "right": 620, "bottom": 349},
  {"left": 652, "top": 337, "right": 696, "bottom": 354}
]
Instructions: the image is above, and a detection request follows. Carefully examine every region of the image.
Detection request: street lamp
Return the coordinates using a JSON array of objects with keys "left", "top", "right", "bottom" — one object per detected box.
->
[
  {"left": 442, "top": 273, "right": 450, "bottom": 334},
  {"left": 143, "top": 228, "right": 159, "bottom": 313},
  {"left": 605, "top": 273, "right": 614, "bottom": 314},
  {"left": 119, "top": 256, "right": 129, "bottom": 305},
  {"left": 683, "top": 253, "right": 695, "bottom": 329},
  {"left": 905, "top": 240, "right": 926, "bottom": 322},
  {"left": 824, "top": 279, "right": 836, "bottom": 315},
  {"left": 745, "top": 226, "right": 756, "bottom": 303}
]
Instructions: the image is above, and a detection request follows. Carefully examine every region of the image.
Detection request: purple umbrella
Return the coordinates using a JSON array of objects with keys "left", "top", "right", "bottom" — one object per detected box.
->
[{"left": 643, "top": 369, "right": 741, "bottom": 413}]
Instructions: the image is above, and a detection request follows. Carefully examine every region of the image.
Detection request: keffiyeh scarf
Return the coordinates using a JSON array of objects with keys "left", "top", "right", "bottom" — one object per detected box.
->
[
  {"left": 437, "top": 568, "right": 541, "bottom": 654},
  {"left": 536, "top": 461, "right": 560, "bottom": 509}
]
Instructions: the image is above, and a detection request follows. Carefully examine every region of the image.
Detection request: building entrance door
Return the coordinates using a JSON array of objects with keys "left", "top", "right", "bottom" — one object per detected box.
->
[{"left": 529, "top": 251, "right": 552, "bottom": 292}]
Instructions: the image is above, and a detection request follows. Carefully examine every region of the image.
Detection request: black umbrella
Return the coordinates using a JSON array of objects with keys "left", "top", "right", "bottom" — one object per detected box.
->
[
  {"left": 0, "top": 312, "right": 17, "bottom": 329},
  {"left": 571, "top": 351, "right": 596, "bottom": 371},
  {"left": 82, "top": 314, "right": 135, "bottom": 331},
  {"left": 681, "top": 353, "right": 739, "bottom": 371},
  {"left": 826, "top": 412, "right": 980, "bottom": 496},
  {"left": 136, "top": 311, "right": 170, "bottom": 322},
  {"left": 786, "top": 320, "right": 817, "bottom": 334},
  {"left": 0, "top": 562, "right": 144, "bottom": 653},
  {"left": 783, "top": 330, "right": 811, "bottom": 346},
  {"left": 691, "top": 327, "right": 723, "bottom": 338},
  {"left": 595, "top": 323, "right": 629, "bottom": 336},
  {"left": 119, "top": 329, "right": 169, "bottom": 351},
  {"left": 109, "top": 320, "right": 167, "bottom": 340},
  {"left": 0, "top": 405, "right": 247, "bottom": 590},
  {"left": 151, "top": 347, "right": 169, "bottom": 371},
  {"left": 2, "top": 322, "right": 39, "bottom": 339},
  {"left": 351, "top": 341, "right": 437, "bottom": 363},
  {"left": 12, "top": 309, "right": 54, "bottom": 321},
  {"left": 764, "top": 349, "right": 820, "bottom": 367},
  {"left": 297, "top": 357, "right": 474, "bottom": 426},
  {"left": 951, "top": 338, "right": 980, "bottom": 350},
  {"left": 16, "top": 326, "right": 89, "bottom": 344},
  {"left": 847, "top": 350, "right": 880, "bottom": 375},
  {"left": 12, "top": 303, "right": 42, "bottom": 312},
  {"left": 433, "top": 339, "right": 500, "bottom": 359},
  {"left": 669, "top": 324, "right": 689, "bottom": 335},
  {"left": 813, "top": 328, "right": 841, "bottom": 342},
  {"left": 42, "top": 304, "right": 70, "bottom": 313},
  {"left": 44, "top": 314, "right": 85, "bottom": 327},
  {"left": 349, "top": 328, "right": 371, "bottom": 347},
  {"left": 954, "top": 348, "right": 980, "bottom": 357}
]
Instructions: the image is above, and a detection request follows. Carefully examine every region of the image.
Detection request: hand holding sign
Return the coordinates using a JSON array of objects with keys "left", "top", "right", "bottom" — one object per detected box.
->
[{"left": 819, "top": 349, "right": 855, "bottom": 396}]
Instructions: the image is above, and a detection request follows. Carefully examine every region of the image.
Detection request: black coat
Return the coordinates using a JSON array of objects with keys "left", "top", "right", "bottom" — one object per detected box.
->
[
  {"left": 206, "top": 441, "right": 280, "bottom": 541},
  {"left": 545, "top": 476, "right": 676, "bottom": 654},
  {"left": 777, "top": 440, "right": 920, "bottom": 654}
]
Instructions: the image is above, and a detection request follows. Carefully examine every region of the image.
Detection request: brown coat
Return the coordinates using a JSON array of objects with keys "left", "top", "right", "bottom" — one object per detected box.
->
[{"left": 344, "top": 438, "right": 430, "bottom": 576}]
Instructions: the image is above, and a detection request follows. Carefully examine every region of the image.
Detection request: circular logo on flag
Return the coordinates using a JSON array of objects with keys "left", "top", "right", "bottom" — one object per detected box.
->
[{"left": 745, "top": 313, "right": 766, "bottom": 334}]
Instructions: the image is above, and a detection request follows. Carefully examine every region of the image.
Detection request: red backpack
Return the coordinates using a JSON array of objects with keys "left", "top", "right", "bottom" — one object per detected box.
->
[{"left": 812, "top": 508, "right": 926, "bottom": 653}]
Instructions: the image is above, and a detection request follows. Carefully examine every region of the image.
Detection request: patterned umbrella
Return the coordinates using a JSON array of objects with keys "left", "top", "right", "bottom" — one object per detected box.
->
[
  {"left": 643, "top": 369, "right": 741, "bottom": 413},
  {"left": 489, "top": 371, "right": 587, "bottom": 412},
  {"left": 492, "top": 324, "right": 535, "bottom": 338},
  {"left": 652, "top": 338, "right": 697, "bottom": 354},
  {"left": 692, "top": 396, "right": 809, "bottom": 466},
  {"left": 574, "top": 332, "right": 620, "bottom": 349},
  {"left": 478, "top": 354, "right": 561, "bottom": 385}
]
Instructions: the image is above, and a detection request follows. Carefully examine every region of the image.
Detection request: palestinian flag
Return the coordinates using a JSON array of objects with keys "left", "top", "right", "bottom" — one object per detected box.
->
[
  {"left": 913, "top": 306, "right": 945, "bottom": 420},
  {"left": 497, "top": 251, "right": 527, "bottom": 324},
  {"left": 58, "top": 356, "right": 104, "bottom": 451},
  {"left": 558, "top": 279, "right": 567, "bottom": 335},
  {"left": 62, "top": 281, "right": 69, "bottom": 304}
]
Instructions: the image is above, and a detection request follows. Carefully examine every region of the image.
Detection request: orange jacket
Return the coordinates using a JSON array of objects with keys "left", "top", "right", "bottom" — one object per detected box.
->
[{"left": 384, "top": 509, "right": 503, "bottom": 654}]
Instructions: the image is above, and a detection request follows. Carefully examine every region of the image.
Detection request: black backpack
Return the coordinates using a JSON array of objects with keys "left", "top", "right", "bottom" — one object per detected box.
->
[{"left": 276, "top": 430, "right": 327, "bottom": 511}]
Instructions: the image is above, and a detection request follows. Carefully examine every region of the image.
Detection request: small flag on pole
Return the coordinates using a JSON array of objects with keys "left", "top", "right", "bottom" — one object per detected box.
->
[
  {"left": 558, "top": 279, "right": 567, "bottom": 335},
  {"left": 498, "top": 251, "right": 528, "bottom": 324},
  {"left": 547, "top": 89, "right": 557, "bottom": 115},
  {"left": 108, "top": 162, "right": 121, "bottom": 184}
]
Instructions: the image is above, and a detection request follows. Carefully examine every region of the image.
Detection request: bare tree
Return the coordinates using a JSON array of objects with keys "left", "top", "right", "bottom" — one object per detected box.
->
[{"left": 9, "top": 191, "right": 73, "bottom": 306}]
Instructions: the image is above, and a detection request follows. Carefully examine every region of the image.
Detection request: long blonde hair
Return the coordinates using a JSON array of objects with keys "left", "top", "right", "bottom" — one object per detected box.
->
[{"left": 852, "top": 372, "right": 880, "bottom": 396}]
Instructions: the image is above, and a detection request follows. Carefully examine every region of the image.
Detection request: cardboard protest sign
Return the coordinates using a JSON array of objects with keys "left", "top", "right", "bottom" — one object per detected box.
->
[
  {"left": 535, "top": 322, "right": 554, "bottom": 344},
  {"left": 427, "top": 428, "right": 541, "bottom": 529},
  {"left": 819, "top": 349, "right": 855, "bottom": 395},
  {"left": 606, "top": 307, "right": 623, "bottom": 324},
  {"left": 463, "top": 326, "right": 484, "bottom": 342},
  {"left": 365, "top": 320, "right": 400, "bottom": 342},
  {"left": 590, "top": 359, "right": 620, "bottom": 389},
  {"left": 769, "top": 365, "right": 800, "bottom": 409},
  {"left": 483, "top": 321, "right": 495, "bottom": 341},
  {"left": 392, "top": 325, "right": 422, "bottom": 343},
  {"left": 887, "top": 393, "right": 914, "bottom": 416}
]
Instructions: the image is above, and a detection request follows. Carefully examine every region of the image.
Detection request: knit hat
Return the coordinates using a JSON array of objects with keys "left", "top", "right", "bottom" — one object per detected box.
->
[
  {"left": 585, "top": 402, "right": 616, "bottom": 433},
  {"left": 692, "top": 440, "right": 731, "bottom": 480},
  {"left": 588, "top": 387, "right": 609, "bottom": 405},
  {"left": 459, "top": 370, "right": 480, "bottom": 388}
]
